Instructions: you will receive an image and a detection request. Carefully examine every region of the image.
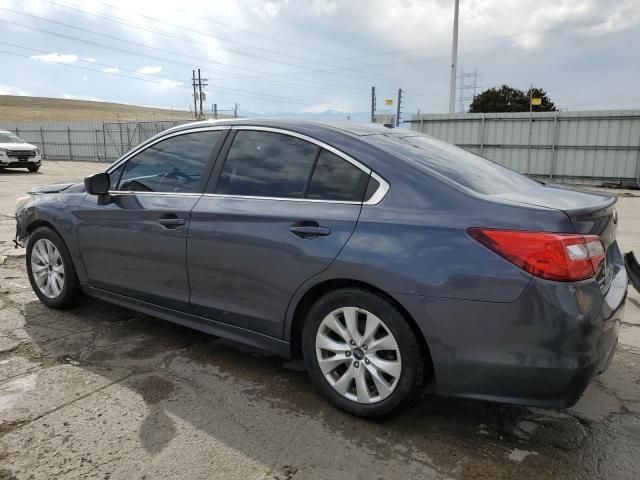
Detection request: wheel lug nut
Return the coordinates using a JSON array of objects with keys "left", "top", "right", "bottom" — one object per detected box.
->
[
  {"left": 350, "top": 340, "right": 356, "bottom": 346},
  {"left": 365, "top": 358, "right": 370, "bottom": 365},
  {"left": 354, "top": 361, "right": 359, "bottom": 368},
  {"left": 362, "top": 345, "right": 368, "bottom": 350},
  {"left": 346, "top": 351, "right": 351, "bottom": 357}
]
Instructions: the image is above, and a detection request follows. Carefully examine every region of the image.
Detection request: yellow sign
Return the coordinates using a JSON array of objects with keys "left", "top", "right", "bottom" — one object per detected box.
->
[
  {"left": 385, "top": 99, "right": 393, "bottom": 106},
  {"left": 531, "top": 97, "right": 542, "bottom": 106}
]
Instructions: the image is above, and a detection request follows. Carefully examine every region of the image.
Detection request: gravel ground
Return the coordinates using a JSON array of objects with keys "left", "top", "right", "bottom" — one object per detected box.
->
[{"left": 1, "top": 162, "right": 640, "bottom": 480}]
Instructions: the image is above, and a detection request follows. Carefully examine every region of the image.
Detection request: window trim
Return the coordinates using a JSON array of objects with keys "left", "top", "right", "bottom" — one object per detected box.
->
[
  {"left": 207, "top": 126, "right": 389, "bottom": 205},
  {"left": 105, "top": 126, "right": 230, "bottom": 194}
]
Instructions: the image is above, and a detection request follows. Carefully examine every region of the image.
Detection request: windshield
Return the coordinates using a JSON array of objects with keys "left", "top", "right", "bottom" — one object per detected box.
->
[
  {"left": 0, "top": 132, "right": 26, "bottom": 144},
  {"left": 364, "top": 133, "right": 540, "bottom": 195}
]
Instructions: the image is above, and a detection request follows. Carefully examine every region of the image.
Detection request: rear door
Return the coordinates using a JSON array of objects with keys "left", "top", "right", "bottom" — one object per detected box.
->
[
  {"left": 187, "top": 127, "right": 371, "bottom": 338},
  {"left": 77, "top": 127, "right": 227, "bottom": 310}
]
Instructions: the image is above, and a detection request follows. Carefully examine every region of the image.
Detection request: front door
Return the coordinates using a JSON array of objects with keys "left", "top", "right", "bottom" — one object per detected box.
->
[
  {"left": 188, "top": 128, "right": 371, "bottom": 337},
  {"left": 77, "top": 128, "right": 227, "bottom": 310}
]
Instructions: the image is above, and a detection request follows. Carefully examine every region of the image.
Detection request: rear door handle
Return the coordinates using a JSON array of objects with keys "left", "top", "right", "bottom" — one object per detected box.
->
[
  {"left": 158, "top": 216, "right": 186, "bottom": 228},
  {"left": 290, "top": 224, "right": 331, "bottom": 238}
]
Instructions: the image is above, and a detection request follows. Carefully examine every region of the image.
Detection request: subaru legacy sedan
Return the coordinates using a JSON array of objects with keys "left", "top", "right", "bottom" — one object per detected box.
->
[{"left": 15, "top": 120, "right": 626, "bottom": 417}]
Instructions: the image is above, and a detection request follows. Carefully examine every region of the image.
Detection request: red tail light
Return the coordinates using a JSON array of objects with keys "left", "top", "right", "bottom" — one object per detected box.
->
[{"left": 468, "top": 228, "right": 605, "bottom": 282}]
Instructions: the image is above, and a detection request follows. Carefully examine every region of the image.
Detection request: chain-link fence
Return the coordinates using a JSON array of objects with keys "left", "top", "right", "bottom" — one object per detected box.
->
[{"left": 0, "top": 120, "right": 191, "bottom": 163}]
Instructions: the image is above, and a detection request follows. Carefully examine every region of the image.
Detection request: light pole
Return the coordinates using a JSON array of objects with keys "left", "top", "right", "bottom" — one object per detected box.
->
[{"left": 448, "top": 0, "right": 460, "bottom": 114}]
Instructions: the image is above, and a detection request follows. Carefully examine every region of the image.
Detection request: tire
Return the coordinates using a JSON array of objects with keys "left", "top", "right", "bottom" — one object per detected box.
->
[
  {"left": 28, "top": 165, "right": 40, "bottom": 172},
  {"left": 26, "top": 227, "right": 82, "bottom": 309},
  {"left": 302, "top": 287, "right": 425, "bottom": 418}
]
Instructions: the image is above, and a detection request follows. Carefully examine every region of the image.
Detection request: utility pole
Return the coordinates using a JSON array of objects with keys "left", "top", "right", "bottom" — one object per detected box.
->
[
  {"left": 213, "top": 103, "right": 218, "bottom": 120},
  {"left": 191, "top": 68, "right": 208, "bottom": 119},
  {"left": 192, "top": 70, "right": 198, "bottom": 120},
  {"left": 370, "top": 86, "right": 376, "bottom": 123},
  {"left": 448, "top": 0, "right": 460, "bottom": 114},
  {"left": 396, "top": 88, "right": 403, "bottom": 127},
  {"left": 234, "top": 103, "right": 239, "bottom": 118}
]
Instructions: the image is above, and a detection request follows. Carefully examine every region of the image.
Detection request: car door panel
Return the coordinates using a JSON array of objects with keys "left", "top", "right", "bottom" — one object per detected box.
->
[
  {"left": 77, "top": 193, "right": 200, "bottom": 310},
  {"left": 187, "top": 196, "right": 361, "bottom": 337}
]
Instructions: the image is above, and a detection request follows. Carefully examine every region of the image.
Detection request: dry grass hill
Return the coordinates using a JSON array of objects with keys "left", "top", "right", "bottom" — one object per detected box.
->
[{"left": 0, "top": 95, "right": 195, "bottom": 122}]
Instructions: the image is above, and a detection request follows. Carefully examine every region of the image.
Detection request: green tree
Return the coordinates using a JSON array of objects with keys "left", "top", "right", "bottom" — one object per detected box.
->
[{"left": 468, "top": 85, "right": 557, "bottom": 113}]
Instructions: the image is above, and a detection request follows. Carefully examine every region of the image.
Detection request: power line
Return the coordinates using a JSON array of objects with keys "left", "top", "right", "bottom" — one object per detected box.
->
[{"left": 0, "top": 10, "right": 370, "bottom": 98}]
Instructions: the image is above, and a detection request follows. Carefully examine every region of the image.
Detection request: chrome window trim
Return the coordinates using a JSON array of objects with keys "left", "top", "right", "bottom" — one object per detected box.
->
[
  {"left": 201, "top": 193, "right": 362, "bottom": 205},
  {"left": 105, "top": 124, "right": 390, "bottom": 205},
  {"left": 105, "top": 125, "right": 231, "bottom": 175},
  {"left": 228, "top": 126, "right": 390, "bottom": 205}
]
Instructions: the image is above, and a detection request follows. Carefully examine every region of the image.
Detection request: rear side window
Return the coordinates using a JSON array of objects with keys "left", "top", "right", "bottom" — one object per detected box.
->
[
  {"left": 117, "top": 130, "right": 222, "bottom": 193},
  {"left": 307, "top": 149, "right": 368, "bottom": 201},
  {"left": 365, "top": 134, "right": 538, "bottom": 195},
  {"left": 216, "top": 131, "right": 318, "bottom": 198}
]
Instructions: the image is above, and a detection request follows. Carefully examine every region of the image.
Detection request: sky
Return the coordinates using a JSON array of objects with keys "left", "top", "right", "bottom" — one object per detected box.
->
[{"left": 0, "top": 0, "right": 639, "bottom": 117}]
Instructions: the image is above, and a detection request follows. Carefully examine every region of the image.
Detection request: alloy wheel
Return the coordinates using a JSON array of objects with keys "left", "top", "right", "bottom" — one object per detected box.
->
[
  {"left": 31, "top": 238, "right": 65, "bottom": 299},
  {"left": 315, "top": 307, "right": 402, "bottom": 404}
]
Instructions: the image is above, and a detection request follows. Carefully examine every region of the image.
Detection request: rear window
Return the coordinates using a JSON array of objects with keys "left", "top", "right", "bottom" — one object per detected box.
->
[{"left": 364, "top": 134, "right": 538, "bottom": 195}]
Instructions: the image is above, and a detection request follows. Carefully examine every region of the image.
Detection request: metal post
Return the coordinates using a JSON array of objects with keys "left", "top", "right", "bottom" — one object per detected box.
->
[
  {"left": 39, "top": 127, "right": 46, "bottom": 159},
  {"left": 214, "top": 103, "right": 218, "bottom": 120},
  {"left": 448, "top": 0, "right": 459, "bottom": 114},
  {"left": 95, "top": 129, "right": 100, "bottom": 161},
  {"left": 15, "top": 127, "right": 19, "bottom": 136},
  {"left": 370, "top": 86, "right": 376, "bottom": 123},
  {"left": 526, "top": 86, "right": 533, "bottom": 175},
  {"left": 126, "top": 126, "right": 131, "bottom": 151},
  {"left": 396, "top": 88, "right": 403, "bottom": 127},
  {"left": 192, "top": 70, "right": 198, "bottom": 120},
  {"left": 118, "top": 121, "right": 124, "bottom": 156},
  {"left": 67, "top": 126, "right": 73, "bottom": 161},
  {"left": 234, "top": 103, "right": 238, "bottom": 118},
  {"left": 102, "top": 123, "right": 107, "bottom": 161},
  {"left": 550, "top": 114, "right": 559, "bottom": 180},
  {"left": 198, "top": 68, "right": 204, "bottom": 119},
  {"left": 635, "top": 131, "right": 640, "bottom": 184},
  {"left": 480, "top": 115, "right": 485, "bottom": 156}
]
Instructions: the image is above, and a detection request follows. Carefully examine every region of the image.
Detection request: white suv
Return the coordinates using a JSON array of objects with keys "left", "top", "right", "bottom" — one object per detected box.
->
[{"left": 0, "top": 130, "right": 42, "bottom": 172}]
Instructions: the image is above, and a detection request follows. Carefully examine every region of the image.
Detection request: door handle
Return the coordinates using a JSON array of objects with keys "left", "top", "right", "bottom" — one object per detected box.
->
[
  {"left": 290, "top": 222, "right": 331, "bottom": 238},
  {"left": 158, "top": 216, "right": 186, "bottom": 228}
]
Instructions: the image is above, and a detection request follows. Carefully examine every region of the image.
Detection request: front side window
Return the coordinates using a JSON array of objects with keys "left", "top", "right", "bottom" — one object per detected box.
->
[
  {"left": 216, "top": 131, "right": 318, "bottom": 198},
  {"left": 116, "top": 130, "right": 222, "bottom": 193}
]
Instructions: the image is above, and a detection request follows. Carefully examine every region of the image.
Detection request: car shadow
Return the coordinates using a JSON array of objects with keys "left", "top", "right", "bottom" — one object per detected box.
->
[{"left": 17, "top": 296, "right": 598, "bottom": 478}]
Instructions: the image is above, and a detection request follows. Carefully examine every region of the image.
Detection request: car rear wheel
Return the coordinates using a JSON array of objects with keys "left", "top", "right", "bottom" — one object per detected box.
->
[
  {"left": 302, "top": 288, "right": 425, "bottom": 418},
  {"left": 26, "top": 227, "right": 82, "bottom": 309}
]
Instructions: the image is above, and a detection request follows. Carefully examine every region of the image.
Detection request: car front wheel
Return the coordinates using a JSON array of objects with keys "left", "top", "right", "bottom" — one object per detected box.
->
[
  {"left": 302, "top": 288, "right": 426, "bottom": 418},
  {"left": 28, "top": 164, "right": 40, "bottom": 172},
  {"left": 26, "top": 227, "right": 82, "bottom": 309}
]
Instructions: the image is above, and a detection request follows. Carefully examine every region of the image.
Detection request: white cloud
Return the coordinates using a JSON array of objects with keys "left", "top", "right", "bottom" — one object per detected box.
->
[
  {"left": 137, "top": 65, "right": 162, "bottom": 74},
  {"left": 159, "top": 79, "right": 183, "bottom": 87},
  {"left": 312, "top": 0, "right": 337, "bottom": 16},
  {"left": 249, "top": 0, "right": 289, "bottom": 18},
  {"left": 102, "top": 67, "right": 120, "bottom": 74},
  {"left": 0, "top": 84, "right": 29, "bottom": 96},
  {"left": 83, "top": 57, "right": 97, "bottom": 63},
  {"left": 30, "top": 53, "right": 79, "bottom": 63}
]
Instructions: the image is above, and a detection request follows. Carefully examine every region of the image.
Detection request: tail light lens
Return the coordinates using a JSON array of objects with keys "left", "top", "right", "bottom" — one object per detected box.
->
[{"left": 468, "top": 228, "right": 605, "bottom": 282}]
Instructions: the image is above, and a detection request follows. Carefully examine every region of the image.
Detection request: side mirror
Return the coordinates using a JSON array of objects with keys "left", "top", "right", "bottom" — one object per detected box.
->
[{"left": 84, "top": 172, "right": 110, "bottom": 195}]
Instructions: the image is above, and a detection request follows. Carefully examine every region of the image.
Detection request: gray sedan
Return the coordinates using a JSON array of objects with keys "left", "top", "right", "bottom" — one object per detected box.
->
[{"left": 14, "top": 120, "right": 627, "bottom": 417}]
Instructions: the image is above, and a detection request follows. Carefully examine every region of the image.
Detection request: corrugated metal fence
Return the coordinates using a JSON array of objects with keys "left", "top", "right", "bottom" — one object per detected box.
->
[
  {"left": 409, "top": 110, "right": 640, "bottom": 184},
  {"left": 0, "top": 120, "right": 190, "bottom": 163}
]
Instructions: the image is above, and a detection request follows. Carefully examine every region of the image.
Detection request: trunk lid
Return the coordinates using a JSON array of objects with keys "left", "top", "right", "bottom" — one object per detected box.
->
[{"left": 493, "top": 185, "right": 619, "bottom": 289}]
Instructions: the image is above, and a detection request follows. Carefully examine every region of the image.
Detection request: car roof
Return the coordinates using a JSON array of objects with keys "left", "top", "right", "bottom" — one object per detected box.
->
[{"left": 167, "top": 118, "right": 406, "bottom": 138}]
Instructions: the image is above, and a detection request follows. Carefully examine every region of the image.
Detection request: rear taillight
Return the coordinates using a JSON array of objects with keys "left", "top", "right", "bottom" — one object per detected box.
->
[{"left": 468, "top": 228, "right": 605, "bottom": 282}]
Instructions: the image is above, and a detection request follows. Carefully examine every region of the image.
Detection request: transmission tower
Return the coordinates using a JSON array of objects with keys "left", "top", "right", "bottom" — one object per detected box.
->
[{"left": 457, "top": 69, "right": 480, "bottom": 113}]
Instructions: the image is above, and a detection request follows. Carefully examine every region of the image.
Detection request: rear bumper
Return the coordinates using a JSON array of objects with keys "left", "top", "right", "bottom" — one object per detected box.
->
[{"left": 397, "top": 245, "right": 627, "bottom": 408}]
